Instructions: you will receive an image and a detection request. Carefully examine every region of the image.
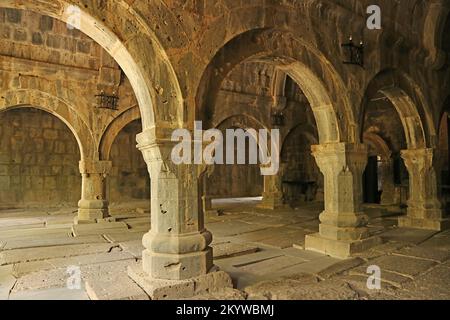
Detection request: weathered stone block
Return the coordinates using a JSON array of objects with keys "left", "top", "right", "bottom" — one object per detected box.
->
[
  {"left": 31, "top": 32, "right": 43, "bottom": 45},
  {"left": 39, "top": 16, "right": 53, "bottom": 32},
  {"left": 305, "top": 233, "right": 383, "bottom": 259},
  {"left": 128, "top": 265, "right": 233, "bottom": 300},
  {"left": 42, "top": 129, "right": 58, "bottom": 140},
  {"left": 13, "top": 29, "right": 27, "bottom": 42}
]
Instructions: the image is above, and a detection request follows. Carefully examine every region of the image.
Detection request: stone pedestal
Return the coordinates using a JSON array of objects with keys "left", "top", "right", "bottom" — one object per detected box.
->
[
  {"left": 305, "top": 143, "right": 382, "bottom": 259},
  {"left": 399, "top": 149, "right": 450, "bottom": 231},
  {"left": 76, "top": 160, "right": 112, "bottom": 224},
  {"left": 128, "top": 130, "right": 231, "bottom": 298},
  {"left": 128, "top": 265, "right": 233, "bottom": 300}
]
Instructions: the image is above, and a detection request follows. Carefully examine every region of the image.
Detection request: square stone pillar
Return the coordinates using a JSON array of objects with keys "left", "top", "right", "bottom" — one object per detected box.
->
[
  {"left": 399, "top": 149, "right": 450, "bottom": 231},
  {"left": 76, "top": 160, "right": 112, "bottom": 224},
  {"left": 259, "top": 164, "right": 286, "bottom": 209},
  {"left": 128, "top": 130, "right": 232, "bottom": 299},
  {"left": 305, "top": 143, "right": 382, "bottom": 258}
]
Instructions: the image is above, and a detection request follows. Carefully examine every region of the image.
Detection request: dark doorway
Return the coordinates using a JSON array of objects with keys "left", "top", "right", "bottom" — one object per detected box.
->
[{"left": 364, "top": 156, "right": 380, "bottom": 204}]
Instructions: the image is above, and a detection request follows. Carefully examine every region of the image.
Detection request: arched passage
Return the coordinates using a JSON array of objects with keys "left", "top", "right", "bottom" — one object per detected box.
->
[
  {"left": 362, "top": 70, "right": 434, "bottom": 149},
  {"left": 362, "top": 132, "right": 396, "bottom": 205},
  {"left": 362, "top": 70, "right": 446, "bottom": 230},
  {"left": 0, "top": 0, "right": 185, "bottom": 131},
  {"left": 99, "top": 106, "right": 141, "bottom": 161},
  {"left": 0, "top": 106, "right": 81, "bottom": 207},
  {"left": 0, "top": 89, "right": 94, "bottom": 158},
  {"left": 196, "top": 29, "right": 357, "bottom": 144},
  {"left": 203, "top": 114, "right": 267, "bottom": 210},
  {"left": 281, "top": 124, "right": 320, "bottom": 207},
  {"left": 99, "top": 109, "right": 150, "bottom": 205}
]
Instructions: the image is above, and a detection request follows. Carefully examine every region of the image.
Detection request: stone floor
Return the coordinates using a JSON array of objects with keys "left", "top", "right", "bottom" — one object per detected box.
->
[{"left": 0, "top": 199, "right": 449, "bottom": 300}]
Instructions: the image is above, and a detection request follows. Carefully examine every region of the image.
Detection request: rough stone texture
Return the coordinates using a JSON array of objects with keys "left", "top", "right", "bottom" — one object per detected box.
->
[
  {"left": 128, "top": 266, "right": 233, "bottom": 300},
  {"left": 109, "top": 120, "right": 150, "bottom": 204},
  {"left": 0, "top": 0, "right": 450, "bottom": 297},
  {"left": 0, "top": 109, "right": 81, "bottom": 206},
  {"left": 0, "top": 204, "right": 449, "bottom": 300},
  {"left": 84, "top": 260, "right": 149, "bottom": 300}
]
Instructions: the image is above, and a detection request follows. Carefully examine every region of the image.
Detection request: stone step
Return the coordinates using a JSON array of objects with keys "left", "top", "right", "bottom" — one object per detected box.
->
[
  {"left": 13, "top": 251, "right": 135, "bottom": 277},
  {"left": 71, "top": 222, "right": 129, "bottom": 237},
  {"left": 103, "top": 231, "right": 145, "bottom": 243},
  {"left": 0, "top": 265, "right": 16, "bottom": 300},
  {"left": 0, "top": 227, "right": 71, "bottom": 240},
  {"left": 84, "top": 260, "right": 149, "bottom": 300},
  {"left": 0, "top": 223, "right": 45, "bottom": 232},
  {"left": 212, "top": 242, "right": 259, "bottom": 259},
  {"left": 0, "top": 243, "right": 122, "bottom": 265}
]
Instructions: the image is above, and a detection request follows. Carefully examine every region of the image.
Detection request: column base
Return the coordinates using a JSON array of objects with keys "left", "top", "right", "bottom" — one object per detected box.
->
[
  {"left": 305, "top": 233, "right": 383, "bottom": 259},
  {"left": 74, "top": 215, "right": 116, "bottom": 225},
  {"left": 142, "top": 248, "right": 214, "bottom": 280},
  {"left": 398, "top": 216, "right": 450, "bottom": 231},
  {"left": 258, "top": 196, "right": 287, "bottom": 210},
  {"left": 128, "top": 265, "right": 233, "bottom": 300},
  {"left": 76, "top": 200, "right": 110, "bottom": 224}
]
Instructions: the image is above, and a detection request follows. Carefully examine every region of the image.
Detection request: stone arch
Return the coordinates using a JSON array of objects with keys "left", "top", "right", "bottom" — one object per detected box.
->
[
  {"left": 0, "top": 89, "right": 93, "bottom": 159},
  {"left": 363, "top": 132, "right": 392, "bottom": 161},
  {"left": 214, "top": 114, "right": 272, "bottom": 155},
  {"left": 214, "top": 113, "right": 268, "bottom": 132},
  {"left": 0, "top": 0, "right": 184, "bottom": 130},
  {"left": 196, "top": 29, "right": 356, "bottom": 144},
  {"left": 205, "top": 114, "right": 268, "bottom": 201},
  {"left": 362, "top": 69, "right": 435, "bottom": 149},
  {"left": 99, "top": 106, "right": 141, "bottom": 161},
  {"left": 423, "top": 0, "right": 450, "bottom": 69},
  {"left": 281, "top": 124, "right": 319, "bottom": 157}
]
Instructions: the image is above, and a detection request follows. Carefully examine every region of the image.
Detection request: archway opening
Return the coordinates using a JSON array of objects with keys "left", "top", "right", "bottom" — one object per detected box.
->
[
  {"left": 362, "top": 92, "right": 411, "bottom": 207},
  {"left": 0, "top": 107, "right": 81, "bottom": 208},
  {"left": 108, "top": 119, "right": 150, "bottom": 209},
  {"left": 202, "top": 59, "right": 328, "bottom": 212},
  {"left": 280, "top": 75, "right": 322, "bottom": 208}
]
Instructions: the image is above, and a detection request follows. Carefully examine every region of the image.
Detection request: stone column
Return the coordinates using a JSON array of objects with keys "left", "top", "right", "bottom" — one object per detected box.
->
[
  {"left": 399, "top": 149, "right": 449, "bottom": 230},
  {"left": 380, "top": 155, "right": 397, "bottom": 205},
  {"left": 128, "top": 131, "right": 232, "bottom": 299},
  {"left": 76, "top": 160, "right": 112, "bottom": 224},
  {"left": 305, "top": 143, "right": 382, "bottom": 258},
  {"left": 202, "top": 195, "right": 213, "bottom": 212},
  {"left": 259, "top": 164, "right": 285, "bottom": 209}
]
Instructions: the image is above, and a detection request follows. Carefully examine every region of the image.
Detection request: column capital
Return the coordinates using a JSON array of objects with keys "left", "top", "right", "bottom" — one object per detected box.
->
[
  {"left": 400, "top": 148, "right": 443, "bottom": 172},
  {"left": 311, "top": 143, "right": 368, "bottom": 182},
  {"left": 312, "top": 142, "right": 367, "bottom": 156},
  {"left": 79, "top": 160, "right": 112, "bottom": 175}
]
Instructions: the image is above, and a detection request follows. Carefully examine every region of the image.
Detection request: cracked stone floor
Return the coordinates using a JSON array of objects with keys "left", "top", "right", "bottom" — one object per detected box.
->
[{"left": 0, "top": 198, "right": 449, "bottom": 300}]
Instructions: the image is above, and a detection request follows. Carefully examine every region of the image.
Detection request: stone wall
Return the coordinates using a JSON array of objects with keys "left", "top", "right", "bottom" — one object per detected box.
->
[
  {"left": 109, "top": 120, "right": 149, "bottom": 203},
  {"left": 0, "top": 108, "right": 81, "bottom": 207},
  {"left": 0, "top": 8, "right": 103, "bottom": 70}
]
